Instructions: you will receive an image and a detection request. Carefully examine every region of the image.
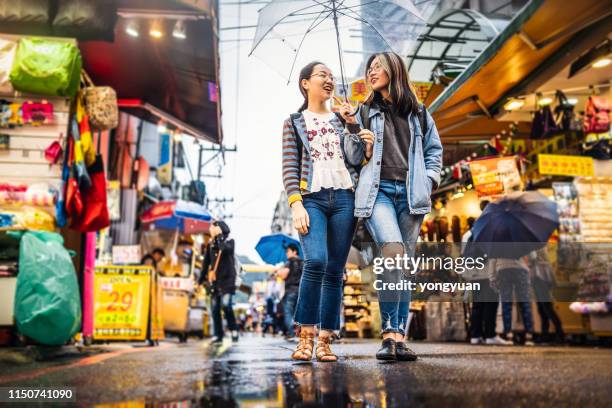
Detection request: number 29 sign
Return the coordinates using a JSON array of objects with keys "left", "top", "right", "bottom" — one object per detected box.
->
[{"left": 93, "top": 266, "right": 152, "bottom": 340}]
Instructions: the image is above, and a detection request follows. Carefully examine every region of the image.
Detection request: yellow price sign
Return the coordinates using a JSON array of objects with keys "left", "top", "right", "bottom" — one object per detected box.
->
[
  {"left": 538, "top": 154, "right": 594, "bottom": 177},
  {"left": 93, "top": 266, "right": 152, "bottom": 340}
]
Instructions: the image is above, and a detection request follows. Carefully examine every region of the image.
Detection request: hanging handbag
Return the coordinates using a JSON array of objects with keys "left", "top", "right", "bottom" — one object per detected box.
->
[
  {"left": 9, "top": 38, "right": 82, "bottom": 97},
  {"left": 584, "top": 96, "right": 610, "bottom": 134},
  {"left": 530, "top": 105, "right": 559, "bottom": 139},
  {"left": 70, "top": 132, "right": 110, "bottom": 232},
  {"left": 553, "top": 90, "right": 576, "bottom": 132},
  {"left": 70, "top": 156, "right": 110, "bottom": 232},
  {"left": 44, "top": 137, "right": 63, "bottom": 165},
  {"left": 81, "top": 70, "right": 118, "bottom": 131}
]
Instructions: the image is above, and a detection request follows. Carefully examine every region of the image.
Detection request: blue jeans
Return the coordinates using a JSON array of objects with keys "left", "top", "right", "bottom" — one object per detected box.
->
[
  {"left": 365, "top": 180, "right": 424, "bottom": 336},
  {"left": 294, "top": 188, "right": 356, "bottom": 331},
  {"left": 282, "top": 291, "right": 298, "bottom": 336},
  {"left": 499, "top": 268, "right": 534, "bottom": 334}
]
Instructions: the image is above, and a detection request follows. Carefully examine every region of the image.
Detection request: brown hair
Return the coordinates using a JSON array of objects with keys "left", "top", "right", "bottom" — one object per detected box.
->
[{"left": 364, "top": 52, "right": 419, "bottom": 117}]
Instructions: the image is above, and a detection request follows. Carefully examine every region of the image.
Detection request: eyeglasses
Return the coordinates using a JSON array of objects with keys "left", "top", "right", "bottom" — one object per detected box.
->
[
  {"left": 310, "top": 72, "right": 336, "bottom": 82},
  {"left": 367, "top": 63, "right": 383, "bottom": 76}
]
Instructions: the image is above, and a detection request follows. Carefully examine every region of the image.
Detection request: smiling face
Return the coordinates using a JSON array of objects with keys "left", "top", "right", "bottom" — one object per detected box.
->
[
  {"left": 367, "top": 56, "right": 390, "bottom": 93},
  {"left": 301, "top": 64, "right": 335, "bottom": 103}
]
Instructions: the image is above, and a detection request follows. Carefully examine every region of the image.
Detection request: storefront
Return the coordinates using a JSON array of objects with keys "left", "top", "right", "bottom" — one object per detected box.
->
[{"left": 0, "top": 0, "right": 223, "bottom": 346}]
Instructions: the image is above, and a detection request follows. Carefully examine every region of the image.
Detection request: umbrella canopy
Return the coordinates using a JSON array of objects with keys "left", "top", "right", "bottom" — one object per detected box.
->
[
  {"left": 468, "top": 191, "right": 559, "bottom": 258},
  {"left": 141, "top": 200, "right": 212, "bottom": 234},
  {"left": 255, "top": 233, "right": 302, "bottom": 265},
  {"left": 250, "top": 0, "right": 425, "bottom": 89}
]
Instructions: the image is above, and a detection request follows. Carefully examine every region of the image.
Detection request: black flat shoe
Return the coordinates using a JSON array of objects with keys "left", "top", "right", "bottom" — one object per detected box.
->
[
  {"left": 395, "top": 341, "right": 417, "bottom": 361},
  {"left": 376, "top": 338, "right": 397, "bottom": 361}
]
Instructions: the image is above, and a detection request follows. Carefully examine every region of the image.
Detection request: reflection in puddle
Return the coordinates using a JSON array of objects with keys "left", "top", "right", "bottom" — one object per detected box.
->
[{"left": 95, "top": 359, "right": 416, "bottom": 407}]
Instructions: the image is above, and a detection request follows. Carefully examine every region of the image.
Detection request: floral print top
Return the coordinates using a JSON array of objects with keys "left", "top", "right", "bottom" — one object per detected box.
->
[{"left": 302, "top": 110, "right": 353, "bottom": 192}]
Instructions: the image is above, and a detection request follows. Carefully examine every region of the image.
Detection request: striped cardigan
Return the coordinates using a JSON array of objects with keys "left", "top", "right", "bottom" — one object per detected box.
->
[{"left": 282, "top": 112, "right": 365, "bottom": 206}]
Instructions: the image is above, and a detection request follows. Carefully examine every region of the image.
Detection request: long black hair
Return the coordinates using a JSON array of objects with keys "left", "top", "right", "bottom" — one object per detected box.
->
[
  {"left": 364, "top": 52, "right": 419, "bottom": 117},
  {"left": 297, "top": 61, "right": 326, "bottom": 112}
]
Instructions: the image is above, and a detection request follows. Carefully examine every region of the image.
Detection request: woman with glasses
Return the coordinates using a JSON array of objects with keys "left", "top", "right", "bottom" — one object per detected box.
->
[
  {"left": 282, "top": 61, "right": 374, "bottom": 362},
  {"left": 346, "top": 52, "right": 443, "bottom": 361}
]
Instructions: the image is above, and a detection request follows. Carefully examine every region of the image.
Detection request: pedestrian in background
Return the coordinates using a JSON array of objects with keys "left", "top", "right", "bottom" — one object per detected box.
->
[
  {"left": 282, "top": 61, "right": 371, "bottom": 362},
  {"left": 349, "top": 52, "right": 443, "bottom": 361},
  {"left": 528, "top": 247, "right": 564, "bottom": 344},
  {"left": 489, "top": 256, "right": 536, "bottom": 346},
  {"left": 462, "top": 203, "right": 511, "bottom": 346},
  {"left": 199, "top": 220, "right": 239, "bottom": 344},
  {"left": 276, "top": 243, "right": 303, "bottom": 340}
]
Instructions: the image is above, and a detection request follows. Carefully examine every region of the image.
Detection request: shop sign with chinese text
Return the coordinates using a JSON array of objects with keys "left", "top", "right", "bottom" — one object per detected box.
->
[
  {"left": 538, "top": 154, "right": 594, "bottom": 177},
  {"left": 469, "top": 156, "right": 521, "bottom": 197}
]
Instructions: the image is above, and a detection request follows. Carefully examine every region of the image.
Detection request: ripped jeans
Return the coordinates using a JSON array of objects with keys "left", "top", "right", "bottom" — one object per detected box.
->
[{"left": 365, "top": 179, "right": 424, "bottom": 336}]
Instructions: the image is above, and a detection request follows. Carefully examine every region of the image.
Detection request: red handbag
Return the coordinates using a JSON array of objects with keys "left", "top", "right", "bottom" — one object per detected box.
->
[{"left": 70, "top": 153, "right": 110, "bottom": 232}]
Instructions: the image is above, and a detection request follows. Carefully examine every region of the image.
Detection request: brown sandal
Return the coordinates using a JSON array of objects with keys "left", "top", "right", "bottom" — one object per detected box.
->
[
  {"left": 292, "top": 331, "right": 314, "bottom": 361},
  {"left": 315, "top": 336, "right": 338, "bottom": 362}
]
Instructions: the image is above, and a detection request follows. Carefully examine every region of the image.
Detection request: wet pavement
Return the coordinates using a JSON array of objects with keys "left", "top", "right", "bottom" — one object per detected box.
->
[{"left": 1, "top": 335, "right": 611, "bottom": 407}]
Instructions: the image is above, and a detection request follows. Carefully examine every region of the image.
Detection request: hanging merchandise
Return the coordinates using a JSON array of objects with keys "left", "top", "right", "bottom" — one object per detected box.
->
[
  {"left": 70, "top": 132, "right": 110, "bottom": 232},
  {"left": 56, "top": 134, "right": 72, "bottom": 228},
  {"left": 70, "top": 155, "right": 110, "bottom": 232},
  {"left": 583, "top": 96, "right": 610, "bottom": 134},
  {"left": 44, "top": 136, "right": 64, "bottom": 165},
  {"left": 21, "top": 100, "right": 53, "bottom": 125},
  {"left": 9, "top": 37, "right": 82, "bottom": 97},
  {"left": 530, "top": 105, "right": 559, "bottom": 139},
  {"left": 13, "top": 230, "right": 82, "bottom": 346},
  {"left": 553, "top": 90, "right": 578, "bottom": 131},
  {"left": 0, "top": 38, "right": 17, "bottom": 94},
  {"left": 71, "top": 117, "right": 91, "bottom": 189},
  {"left": 76, "top": 96, "right": 96, "bottom": 166},
  {"left": 81, "top": 70, "right": 118, "bottom": 131}
]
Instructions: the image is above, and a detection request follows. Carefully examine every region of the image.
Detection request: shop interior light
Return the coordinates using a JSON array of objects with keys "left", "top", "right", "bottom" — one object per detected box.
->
[
  {"left": 126, "top": 20, "right": 139, "bottom": 37},
  {"left": 172, "top": 20, "right": 187, "bottom": 40},
  {"left": 157, "top": 121, "right": 167, "bottom": 133},
  {"left": 592, "top": 57, "right": 611, "bottom": 68},
  {"left": 567, "top": 98, "right": 579, "bottom": 105},
  {"left": 538, "top": 97, "right": 553, "bottom": 106},
  {"left": 173, "top": 132, "right": 183, "bottom": 143},
  {"left": 503, "top": 99, "right": 524, "bottom": 111},
  {"left": 150, "top": 21, "right": 164, "bottom": 39}
]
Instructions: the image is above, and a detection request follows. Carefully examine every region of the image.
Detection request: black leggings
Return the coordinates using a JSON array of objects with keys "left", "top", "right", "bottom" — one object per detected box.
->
[{"left": 536, "top": 302, "right": 563, "bottom": 336}]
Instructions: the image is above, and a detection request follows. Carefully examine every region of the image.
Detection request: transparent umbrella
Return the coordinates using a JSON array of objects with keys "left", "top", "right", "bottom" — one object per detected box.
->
[{"left": 249, "top": 0, "right": 426, "bottom": 95}]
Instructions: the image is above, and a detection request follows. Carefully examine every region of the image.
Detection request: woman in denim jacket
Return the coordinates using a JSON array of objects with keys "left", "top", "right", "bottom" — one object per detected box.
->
[
  {"left": 282, "top": 61, "right": 374, "bottom": 362},
  {"left": 346, "top": 52, "right": 443, "bottom": 361}
]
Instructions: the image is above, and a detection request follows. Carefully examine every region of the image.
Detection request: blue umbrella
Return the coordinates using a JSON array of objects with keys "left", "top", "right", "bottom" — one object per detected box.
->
[
  {"left": 467, "top": 191, "right": 559, "bottom": 258},
  {"left": 256, "top": 233, "right": 302, "bottom": 265}
]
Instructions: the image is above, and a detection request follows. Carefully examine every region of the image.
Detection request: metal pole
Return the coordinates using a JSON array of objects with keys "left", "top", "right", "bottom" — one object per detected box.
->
[{"left": 331, "top": 0, "right": 348, "bottom": 101}]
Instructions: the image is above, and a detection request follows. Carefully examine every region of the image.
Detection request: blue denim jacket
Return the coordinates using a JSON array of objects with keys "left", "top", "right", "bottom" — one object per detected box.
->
[{"left": 354, "top": 104, "right": 443, "bottom": 217}]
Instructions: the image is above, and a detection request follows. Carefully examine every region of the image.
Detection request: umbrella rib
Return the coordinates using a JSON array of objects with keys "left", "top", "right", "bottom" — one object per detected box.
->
[
  {"left": 250, "top": 2, "right": 329, "bottom": 54},
  {"left": 334, "top": 6, "right": 396, "bottom": 51},
  {"left": 286, "top": 6, "right": 337, "bottom": 84}
]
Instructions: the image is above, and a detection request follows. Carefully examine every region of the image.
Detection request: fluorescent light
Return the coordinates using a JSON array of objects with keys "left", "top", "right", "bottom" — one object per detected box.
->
[
  {"left": 172, "top": 20, "right": 187, "bottom": 40},
  {"left": 567, "top": 98, "right": 578, "bottom": 105},
  {"left": 592, "top": 58, "right": 611, "bottom": 68},
  {"left": 504, "top": 99, "right": 524, "bottom": 111},
  {"left": 538, "top": 97, "right": 553, "bottom": 106},
  {"left": 157, "top": 121, "right": 167, "bottom": 133},
  {"left": 126, "top": 21, "right": 139, "bottom": 37}
]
